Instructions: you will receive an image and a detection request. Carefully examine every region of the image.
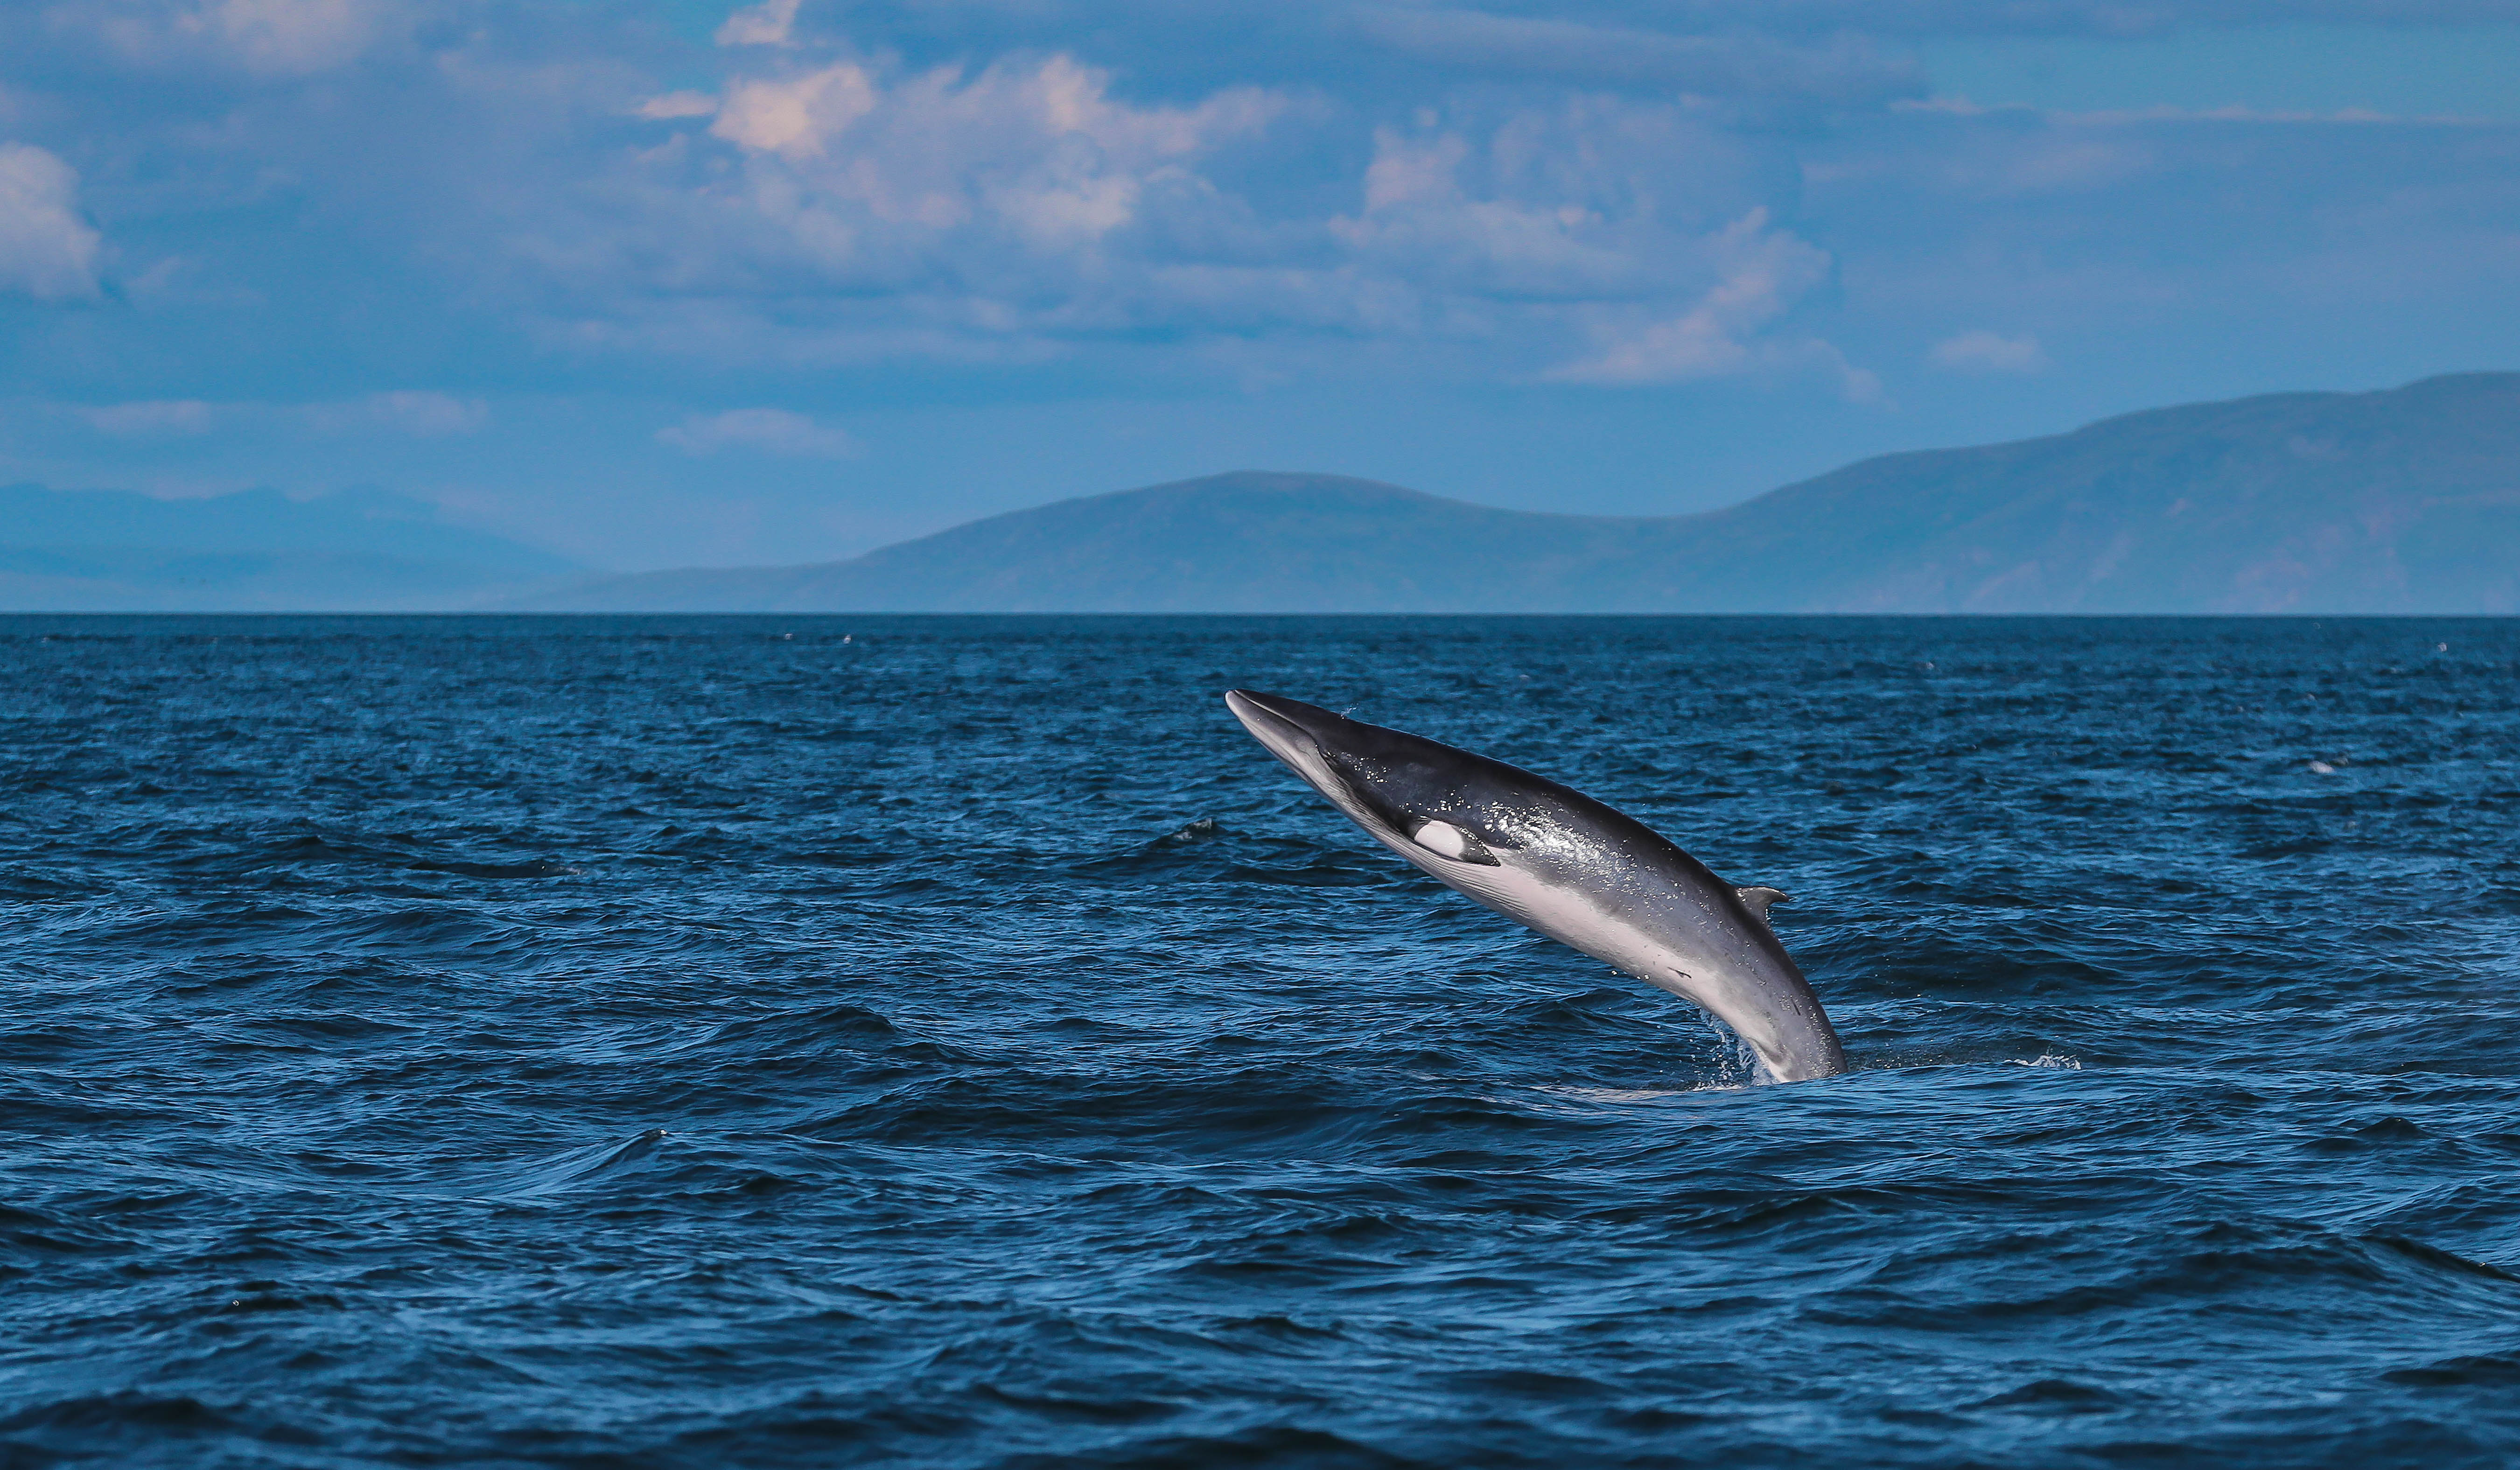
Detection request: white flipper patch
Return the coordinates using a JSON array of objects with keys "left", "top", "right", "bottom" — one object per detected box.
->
[{"left": 1410, "top": 819, "right": 1496, "bottom": 866}]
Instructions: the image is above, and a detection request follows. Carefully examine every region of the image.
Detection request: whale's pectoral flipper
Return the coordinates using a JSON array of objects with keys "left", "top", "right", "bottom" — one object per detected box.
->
[
  {"left": 1223, "top": 689, "right": 1846, "bottom": 1084},
  {"left": 1409, "top": 819, "right": 1498, "bottom": 866}
]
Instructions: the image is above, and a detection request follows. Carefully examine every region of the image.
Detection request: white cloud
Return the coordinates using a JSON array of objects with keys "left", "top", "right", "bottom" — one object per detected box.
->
[
  {"left": 369, "top": 390, "right": 488, "bottom": 434},
  {"left": 715, "top": 0, "right": 801, "bottom": 48},
  {"left": 1323, "top": 106, "right": 1775, "bottom": 311},
  {"left": 1931, "top": 329, "right": 2048, "bottom": 371},
  {"left": 534, "top": 77, "right": 1880, "bottom": 385},
  {"left": 0, "top": 142, "right": 103, "bottom": 301},
  {"left": 637, "top": 91, "right": 720, "bottom": 121},
  {"left": 74, "top": 0, "right": 398, "bottom": 76},
  {"left": 1360, "top": 127, "right": 1470, "bottom": 212},
  {"left": 702, "top": 54, "right": 1282, "bottom": 250},
  {"left": 1546, "top": 209, "right": 1837, "bottom": 384},
  {"left": 81, "top": 399, "right": 214, "bottom": 434},
  {"left": 712, "top": 63, "right": 877, "bottom": 156},
  {"left": 197, "top": 0, "right": 384, "bottom": 72},
  {"left": 657, "top": 407, "right": 858, "bottom": 457}
]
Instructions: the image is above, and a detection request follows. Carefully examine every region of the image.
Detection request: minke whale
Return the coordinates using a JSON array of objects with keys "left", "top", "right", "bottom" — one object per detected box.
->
[{"left": 1224, "top": 690, "right": 1845, "bottom": 1083}]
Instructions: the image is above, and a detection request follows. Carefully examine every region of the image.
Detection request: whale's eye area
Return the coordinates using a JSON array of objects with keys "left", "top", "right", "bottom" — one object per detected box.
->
[{"left": 1409, "top": 819, "right": 1498, "bottom": 867}]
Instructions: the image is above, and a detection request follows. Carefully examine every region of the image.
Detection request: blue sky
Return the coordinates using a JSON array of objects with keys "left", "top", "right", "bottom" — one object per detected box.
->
[{"left": 2, "top": 0, "right": 2515, "bottom": 570}]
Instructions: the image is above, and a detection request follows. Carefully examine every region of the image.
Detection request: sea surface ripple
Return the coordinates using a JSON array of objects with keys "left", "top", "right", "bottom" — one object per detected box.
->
[{"left": 5, "top": 615, "right": 2520, "bottom": 1468}]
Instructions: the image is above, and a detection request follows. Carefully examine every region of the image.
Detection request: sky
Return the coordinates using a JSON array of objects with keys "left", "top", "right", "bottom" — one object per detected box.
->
[{"left": 1, "top": 0, "right": 2515, "bottom": 571}]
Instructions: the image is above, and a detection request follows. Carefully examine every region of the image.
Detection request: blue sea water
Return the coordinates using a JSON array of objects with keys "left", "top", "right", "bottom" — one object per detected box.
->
[{"left": 4, "top": 614, "right": 2520, "bottom": 1469}]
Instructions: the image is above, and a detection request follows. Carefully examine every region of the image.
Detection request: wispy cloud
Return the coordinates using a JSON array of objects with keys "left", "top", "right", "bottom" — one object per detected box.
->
[
  {"left": 72, "top": 393, "right": 487, "bottom": 436},
  {"left": 306, "top": 392, "right": 490, "bottom": 435},
  {"left": 1545, "top": 210, "right": 1843, "bottom": 386},
  {"left": 656, "top": 407, "right": 858, "bottom": 457},
  {"left": 1899, "top": 97, "right": 2511, "bottom": 126},
  {"left": 0, "top": 143, "right": 103, "bottom": 300},
  {"left": 81, "top": 399, "right": 214, "bottom": 434},
  {"left": 1932, "top": 329, "right": 2048, "bottom": 372},
  {"left": 714, "top": 0, "right": 801, "bottom": 49},
  {"left": 636, "top": 91, "right": 718, "bottom": 120},
  {"left": 65, "top": 0, "right": 402, "bottom": 77}
]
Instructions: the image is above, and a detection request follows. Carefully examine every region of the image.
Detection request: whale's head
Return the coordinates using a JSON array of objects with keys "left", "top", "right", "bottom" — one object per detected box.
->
[{"left": 1224, "top": 688, "right": 1520, "bottom": 867}]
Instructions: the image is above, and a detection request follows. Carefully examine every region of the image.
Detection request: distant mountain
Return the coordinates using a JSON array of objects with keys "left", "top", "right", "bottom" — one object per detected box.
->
[
  {"left": 522, "top": 372, "right": 2520, "bottom": 615},
  {"left": 0, "top": 484, "right": 581, "bottom": 611},
  {"left": 529, "top": 471, "right": 1656, "bottom": 614}
]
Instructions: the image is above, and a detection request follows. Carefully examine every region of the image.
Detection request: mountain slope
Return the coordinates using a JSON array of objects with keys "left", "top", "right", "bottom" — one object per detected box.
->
[
  {"left": 525, "top": 473, "right": 1668, "bottom": 613},
  {"left": 529, "top": 373, "right": 2520, "bottom": 614},
  {"left": 0, "top": 485, "right": 583, "bottom": 611},
  {"left": 1657, "top": 371, "right": 2520, "bottom": 613}
]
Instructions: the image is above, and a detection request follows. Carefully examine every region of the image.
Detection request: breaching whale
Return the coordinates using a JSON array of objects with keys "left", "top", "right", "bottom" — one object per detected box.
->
[{"left": 1225, "top": 690, "right": 1845, "bottom": 1083}]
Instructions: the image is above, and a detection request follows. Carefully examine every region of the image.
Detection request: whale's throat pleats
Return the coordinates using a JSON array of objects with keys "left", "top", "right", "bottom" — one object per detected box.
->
[{"left": 1321, "top": 753, "right": 1410, "bottom": 831}]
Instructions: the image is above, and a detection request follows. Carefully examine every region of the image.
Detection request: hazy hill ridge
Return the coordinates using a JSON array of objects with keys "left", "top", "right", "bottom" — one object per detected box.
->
[
  {"left": 526, "top": 373, "right": 2520, "bottom": 615},
  {"left": 0, "top": 485, "right": 580, "bottom": 612}
]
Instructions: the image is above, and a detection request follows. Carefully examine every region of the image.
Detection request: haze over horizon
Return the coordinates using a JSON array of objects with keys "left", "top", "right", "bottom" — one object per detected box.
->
[{"left": 3, "top": 1, "right": 2517, "bottom": 572}]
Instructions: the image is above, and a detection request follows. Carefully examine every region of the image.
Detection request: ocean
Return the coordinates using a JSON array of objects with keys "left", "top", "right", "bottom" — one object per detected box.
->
[{"left": 4, "top": 614, "right": 2518, "bottom": 1468}]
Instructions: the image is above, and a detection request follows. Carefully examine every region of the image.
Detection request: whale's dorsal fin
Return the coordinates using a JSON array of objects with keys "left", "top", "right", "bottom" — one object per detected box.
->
[{"left": 1735, "top": 886, "right": 1789, "bottom": 924}]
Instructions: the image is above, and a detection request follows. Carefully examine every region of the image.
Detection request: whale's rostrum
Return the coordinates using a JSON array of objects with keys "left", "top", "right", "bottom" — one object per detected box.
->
[{"left": 1224, "top": 689, "right": 1845, "bottom": 1083}]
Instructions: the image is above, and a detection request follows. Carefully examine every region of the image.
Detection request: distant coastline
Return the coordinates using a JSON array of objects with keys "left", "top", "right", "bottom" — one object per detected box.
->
[
  {"left": 516, "top": 372, "right": 2520, "bottom": 616},
  {"left": 8, "top": 372, "right": 2515, "bottom": 614}
]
